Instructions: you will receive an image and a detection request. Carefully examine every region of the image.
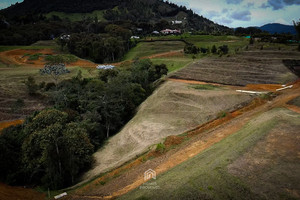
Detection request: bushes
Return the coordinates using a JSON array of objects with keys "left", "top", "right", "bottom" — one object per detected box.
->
[{"left": 25, "top": 76, "right": 39, "bottom": 96}]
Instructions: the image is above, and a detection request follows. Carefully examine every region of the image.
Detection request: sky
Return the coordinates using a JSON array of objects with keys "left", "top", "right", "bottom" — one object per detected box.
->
[{"left": 0, "top": 0, "right": 299, "bottom": 27}]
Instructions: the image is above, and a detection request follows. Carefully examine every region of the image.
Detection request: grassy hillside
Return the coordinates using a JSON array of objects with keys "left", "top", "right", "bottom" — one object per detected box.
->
[
  {"left": 123, "top": 41, "right": 185, "bottom": 60},
  {"left": 120, "top": 108, "right": 300, "bottom": 200},
  {"left": 45, "top": 10, "right": 106, "bottom": 22},
  {"left": 146, "top": 35, "right": 248, "bottom": 53}
]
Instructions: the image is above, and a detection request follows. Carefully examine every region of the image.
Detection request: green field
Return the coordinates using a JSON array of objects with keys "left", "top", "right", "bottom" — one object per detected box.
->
[
  {"left": 45, "top": 10, "right": 106, "bottom": 22},
  {"left": 0, "top": 45, "right": 56, "bottom": 53},
  {"left": 150, "top": 57, "right": 192, "bottom": 73},
  {"left": 123, "top": 41, "right": 185, "bottom": 61},
  {"left": 120, "top": 108, "right": 300, "bottom": 200},
  {"left": 145, "top": 34, "right": 249, "bottom": 54}
]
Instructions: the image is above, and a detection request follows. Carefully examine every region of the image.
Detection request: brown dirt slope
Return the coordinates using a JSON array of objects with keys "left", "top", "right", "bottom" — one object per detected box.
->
[
  {"left": 0, "top": 49, "right": 95, "bottom": 67},
  {"left": 0, "top": 183, "right": 45, "bottom": 200},
  {"left": 170, "top": 50, "right": 300, "bottom": 86},
  {"left": 77, "top": 80, "right": 253, "bottom": 185}
]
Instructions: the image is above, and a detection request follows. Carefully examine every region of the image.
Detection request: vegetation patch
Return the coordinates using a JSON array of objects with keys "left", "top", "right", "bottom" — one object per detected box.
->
[
  {"left": 191, "top": 84, "right": 221, "bottom": 90},
  {"left": 287, "top": 96, "right": 300, "bottom": 107}
]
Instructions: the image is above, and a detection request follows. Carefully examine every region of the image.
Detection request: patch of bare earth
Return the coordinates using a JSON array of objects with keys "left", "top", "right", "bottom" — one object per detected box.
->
[
  {"left": 170, "top": 50, "right": 300, "bottom": 86},
  {"left": 0, "top": 182, "right": 45, "bottom": 200}
]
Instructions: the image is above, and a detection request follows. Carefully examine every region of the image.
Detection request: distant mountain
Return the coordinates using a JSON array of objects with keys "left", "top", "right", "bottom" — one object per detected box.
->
[
  {"left": 0, "top": 0, "right": 231, "bottom": 33},
  {"left": 258, "top": 23, "right": 296, "bottom": 34}
]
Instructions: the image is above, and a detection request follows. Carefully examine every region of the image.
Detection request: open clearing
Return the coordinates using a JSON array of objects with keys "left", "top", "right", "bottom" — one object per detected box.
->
[
  {"left": 170, "top": 50, "right": 300, "bottom": 86},
  {"left": 123, "top": 41, "right": 185, "bottom": 61},
  {"left": 79, "top": 80, "right": 253, "bottom": 184},
  {"left": 0, "top": 66, "right": 97, "bottom": 121},
  {"left": 0, "top": 49, "right": 96, "bottom": 67}
]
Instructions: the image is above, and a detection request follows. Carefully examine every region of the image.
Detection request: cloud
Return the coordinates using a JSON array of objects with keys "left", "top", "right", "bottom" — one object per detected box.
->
[
  {"left": 0, "top": 2, "right": 9, "bottom": 9},
  {"left": 230, "top": 10, "right": 251, "bottom": 21},
  {"left": 222, "top": 8, "right": 229, "bottom": 13},
  {"left": 266, "top": 0, "right": 300, "bottom": 10},
  {"left": 207, "top": 10, "right": 220, "bottom": 18},
  {"left": 274, "top": 18, "right": 289, "bottom": 24},
  {"left": 218, "top": 18, "right": 233, "bottom": 24},
  {"left": 247, "top": 2, "right": 254, "bottom": 8},
  {"left": 226, "top": 0, "right": 244, "bottom": 4}
]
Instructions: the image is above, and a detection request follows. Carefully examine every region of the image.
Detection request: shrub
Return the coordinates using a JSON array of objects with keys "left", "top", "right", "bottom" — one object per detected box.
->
[
  {"left": 45, "top": 82, "right": 56, "bottom": 91},
  {"left": 156, "top": 143, "right": 166, "bottom": 153},
  {"left": 25, "top": 76, "right": 38, "bottom": 95},
  {"left": 211, "top": 45, "right": 217, "bottom": 54},
  {"left": 218, "top": 45, "right": 229, "bottom": 54},
  {"left": 217, "top": 111, "right": 227, "bottom": 119}
]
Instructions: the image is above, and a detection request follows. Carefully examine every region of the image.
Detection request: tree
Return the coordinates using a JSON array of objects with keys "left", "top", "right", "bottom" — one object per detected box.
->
[
  {"left": 0, "top": 125, "right": 26, "bottom": 185},
  {"left": 40, "top": 64, "right": 70, "bottom": 85},
  {"left": 25, "top": 76, "right": 38, "bottom": 95},
  {"left": 218, "top": 45, "right": 229, "bottom": 54},
  {"left": 211, "top": 45, "right": 217, "bottom": 54},
  {"left": 293, "top": 19, "right": 300, "bottom": 39},
  {"left": 22, "top": 109, "right": 94, "bottom": 189}
]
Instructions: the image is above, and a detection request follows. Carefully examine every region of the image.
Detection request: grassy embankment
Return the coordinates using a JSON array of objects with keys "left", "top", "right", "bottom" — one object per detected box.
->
[{"left": 124, "top": 35, "right": 249, "bottom": 73}]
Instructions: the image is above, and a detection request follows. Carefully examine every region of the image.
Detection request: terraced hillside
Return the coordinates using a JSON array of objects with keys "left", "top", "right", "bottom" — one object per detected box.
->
[
  {"left": 81, "top": 81, "right": 253, "bottom": 182},
  {"left": 170, "top": 50, "right": 300, "bottom": 86}
]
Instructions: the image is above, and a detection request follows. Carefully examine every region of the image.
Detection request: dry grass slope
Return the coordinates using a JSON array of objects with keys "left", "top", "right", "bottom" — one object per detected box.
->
[{"left": 81, "top": 80, "right": 253, "bottom": 183}]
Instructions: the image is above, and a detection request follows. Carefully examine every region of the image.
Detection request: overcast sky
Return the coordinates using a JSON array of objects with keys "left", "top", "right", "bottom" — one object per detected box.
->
[{"left": 1, "top": 0, "right": 299, "bottom": 27}]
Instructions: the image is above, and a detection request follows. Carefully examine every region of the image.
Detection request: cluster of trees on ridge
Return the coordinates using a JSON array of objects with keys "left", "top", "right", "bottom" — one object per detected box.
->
[{"left": 0, "top": 59, "right": 168, "bottom": 189}]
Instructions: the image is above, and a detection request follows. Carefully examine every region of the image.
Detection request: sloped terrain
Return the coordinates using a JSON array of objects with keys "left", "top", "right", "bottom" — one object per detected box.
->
[
  {"left": 81, "top": 80, "right": 253, "bottom": 182},
  {"left": 120, "top": 107, "right": 300, "bottom": 200},
  {"left": 170, "top": 50, "right": 300, "bottom": 86}
]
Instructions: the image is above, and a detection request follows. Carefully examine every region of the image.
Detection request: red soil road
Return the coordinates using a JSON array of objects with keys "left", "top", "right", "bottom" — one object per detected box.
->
[
  {"left": 0, "top": 49, "right": 96, "bottom": 68},
  {"left": 0, "top": 119, "right": 24, "bottom": 133},
  {"left": 0, "top": 183, "right": 45, "bottom": 200}
]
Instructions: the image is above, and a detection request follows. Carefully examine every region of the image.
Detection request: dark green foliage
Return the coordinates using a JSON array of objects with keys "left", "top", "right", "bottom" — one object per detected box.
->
[
  {"left": 45, "top": 55, "right": 78, "bottom": 65},
  {"left": 218, "top": 45, "right": 229, "bottom": 54},
  {"left": 211, "top": 45, "right": 217, "bottom": 54},
  {"left": 249, "top": 37, "right": 254, "bottom": 45},
  {"left": 293, "top": 19, "right": 300, "bottom": 39},
  {"left": 22, "top": 109, "right": 94, "bottom": 189},
  {"left": 184, "top": 44, "right": 199, "bottom": 54},
  {"left": 45, "top": 82, "right": 56, "bottom": 91},
  {"left": 51, "top": 59, "right": 166, "bottom": 147},
  {"left": 0, "top": 125, "right": 26, "bottom": 185},
  {"left": 11, "top": 98, "right": 25, "bottom": 113},
  {"left": 98, "top": 68, "right": 119, "bottom": 83},
  {"left": 25, "top": 76, "right": 38, "bottom": 95}
]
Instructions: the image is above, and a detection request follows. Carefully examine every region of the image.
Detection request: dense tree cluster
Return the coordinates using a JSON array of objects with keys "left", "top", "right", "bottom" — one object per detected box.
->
[{"left": 0, "top": 59, "right": 168, "bottom": 189}]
